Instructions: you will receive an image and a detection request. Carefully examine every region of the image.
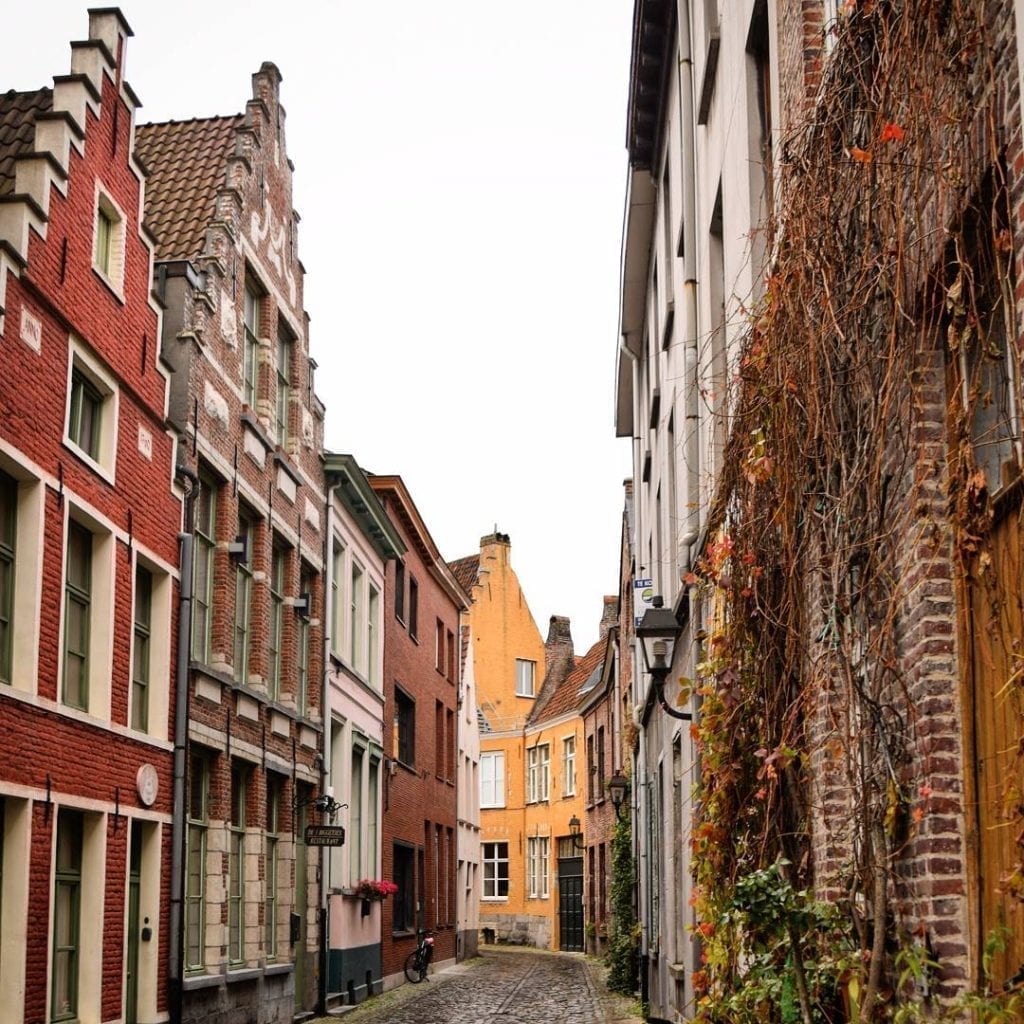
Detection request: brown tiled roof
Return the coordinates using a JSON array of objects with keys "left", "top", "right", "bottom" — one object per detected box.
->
[
  {"left": 448, "top": 554, "right": 480, "bottom": 596},
  {"left": 529, "top": 638, "right": 605, "bottom": 726},
  {"left": 135, "top": 115, "right": 242, "bottom": 260},
  {"left": 0, "top": 88, "right": 52, "bottom": 197}
]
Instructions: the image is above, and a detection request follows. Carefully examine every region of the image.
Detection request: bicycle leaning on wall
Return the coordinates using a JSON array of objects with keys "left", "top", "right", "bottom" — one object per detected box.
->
[{"left": 403, "top": 929, "right": 437, "bottom": 983}]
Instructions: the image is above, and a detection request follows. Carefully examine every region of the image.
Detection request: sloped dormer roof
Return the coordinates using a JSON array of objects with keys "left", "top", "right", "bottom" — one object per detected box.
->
[{"left": 134, "top": 114, "right": 242, "bottom": 259}]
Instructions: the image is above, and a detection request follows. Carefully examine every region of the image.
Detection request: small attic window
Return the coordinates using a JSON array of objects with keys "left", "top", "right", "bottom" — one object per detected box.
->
[{"left": 92, "top": 186, "right": 126, "bottom": 298}]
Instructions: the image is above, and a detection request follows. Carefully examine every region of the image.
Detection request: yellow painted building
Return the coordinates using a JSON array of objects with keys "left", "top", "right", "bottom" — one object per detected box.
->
[{"left": 449, "top": 534, "right": 596, "bottom": 951}]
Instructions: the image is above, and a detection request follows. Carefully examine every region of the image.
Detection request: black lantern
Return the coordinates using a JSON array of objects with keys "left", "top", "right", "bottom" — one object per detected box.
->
[
  {"left": 608, "top": 771, "right": 630, "bottom": 821},
  {"left": 636, "top": 605, "right": 690, "bottom": 721},
  {"left": 568, "top": 814, "right": 584, "bottom": 850}
]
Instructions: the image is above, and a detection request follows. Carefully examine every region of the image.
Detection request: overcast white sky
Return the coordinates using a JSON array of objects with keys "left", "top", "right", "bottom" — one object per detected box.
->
[{"left": 5, "top": 1, "right": 634, "bottom": 653}]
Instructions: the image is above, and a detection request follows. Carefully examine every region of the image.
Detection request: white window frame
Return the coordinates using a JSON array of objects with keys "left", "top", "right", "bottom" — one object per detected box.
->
[
  {"left": 482, "top": 841, "right": 509, "bottom": 901},
  {"left": 479, "top": 751, "right": 505, "bottom": 809},
  {"left": 515, "top": 658, "right": 536, "bottom": 697},
  {"left": 561, "top": 736, "right": 576, "bottom": 797},
  {"left": 822, "top": 0, "right": 839, "bottom": 55},
  {"left": 59, "top": 508, "right": 115, "bottom": 722},
  {"left": 527, "top": 836, "right": 550, "bottom": 899},
  {"left": 330, "top": 538, "right": 345, "bottom": 659},
  {"left": 526, "top": 744, "right": 550, "bottom": 804},
  {"left": 92, "top": 183, "right": 126, "bottom": 298},
  {"left": 129, "top": 553, "right": 172, "bottom": 741},
  {"left": 0, "top": 456, "right": 43, "bottom": 695},
  {"left": 64, "top": 338, "right": 119, "bottom": 484}
]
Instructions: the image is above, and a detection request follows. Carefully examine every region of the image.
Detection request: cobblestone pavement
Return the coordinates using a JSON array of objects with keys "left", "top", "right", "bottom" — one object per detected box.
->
[{"left": 312, "top": 947, "right": 644, "bottom": 1024}]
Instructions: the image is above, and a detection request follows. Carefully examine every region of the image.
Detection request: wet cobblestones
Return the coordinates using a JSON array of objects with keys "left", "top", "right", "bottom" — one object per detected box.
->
[{"left": 313, "top": 947, "right": 643, "bottom": 1024}]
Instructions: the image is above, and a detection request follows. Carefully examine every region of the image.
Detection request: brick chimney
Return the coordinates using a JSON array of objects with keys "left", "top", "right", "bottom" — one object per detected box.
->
[
  {"left": 599, "top": 596, "right": 619, "bottom": 641},
  {"left": 544, "top": 615, "right": 574, "bottom": 683}
]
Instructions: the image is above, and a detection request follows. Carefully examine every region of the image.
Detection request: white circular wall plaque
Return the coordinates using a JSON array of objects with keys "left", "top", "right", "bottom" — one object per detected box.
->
[{"left": 137, "top": 763, "right": 159, "bottom": 807}]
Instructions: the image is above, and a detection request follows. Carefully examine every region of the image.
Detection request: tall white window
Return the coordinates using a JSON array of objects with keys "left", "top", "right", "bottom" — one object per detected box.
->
[
  {"left": 526, "top": 744, "right": 550, "bottom": 803},
  {"left": 367, "top": 584, "right": 380, "bottom": 689},
  {"left": 330, "top": 540, "right": 344, "bottom": 658},
  {"left": 131, "top": 566, "right": 152, "bottom": 732},
  {"left": 516, "top": 658, "right": 536, "bottom": 697},
  {"left": 233, "top": 512, "right": 254, "bottom": 684},
  {"left": 63, "top": 522, "right": 91, "bottom": 711},
  {"left": 228, "top": 762, "right": 247, "bottom": 965},
  {"left": 52, "top": 810, "right": 83, "bottom": 1021},
  {"left": 349, "top": 745, "right": 364, "bottom": 885},
  {"left": 350, "top": 561, "right": 363, "bottom": 671},
  {"left": 482, "top": 842, "right": 509, "bottom": 899},
  {"left": 192, "top": 472, "right": 217, "bottom": 664},
  {"left": 479, "top": 752, "right": 505, "bottom": 808},
  {"left": 242, "top": 282, "right": 260, "bottom": 408},
  {"left": 268, "top": 544, "right": 286, "bottom": 700},
  {"left": 275, "top": 327, "right": 291, "bottom": 445},
  {"left": 561, "top": 736, "right": 576, "bottom": 797},
  {"left": 0, "top": 472, "right": 15, "bottom": 685},
  {"left": 265, "top": 775, "right": 282, "bottom": 961},
  {"left": 527, "top": 836, "right": 550, "bottom": 898}
]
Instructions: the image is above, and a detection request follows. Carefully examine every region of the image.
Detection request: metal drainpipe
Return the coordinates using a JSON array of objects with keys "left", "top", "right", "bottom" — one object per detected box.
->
[
  {"left": 677, "top": 0, "right": 701, "bottom": 568},
  {"left": 318, "top": 485, "right": 338, "bottom": 1016},
  {"left": 169, "top": 527, "right": 193, "bottom": 1024}
]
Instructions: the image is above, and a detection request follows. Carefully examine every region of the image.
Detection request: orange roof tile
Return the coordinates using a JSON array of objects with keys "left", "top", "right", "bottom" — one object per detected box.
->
[
  {"left": 0, "top": 88, "right": 52, "bottom": 197},
  {"left": 529, "top": 638, "right": 605, "bottom": 726},
  {"left": 448, "top": 554, "right": 480, "bottom": 595},
  {"left": 135, "top": 115, "right": 242, "bottom": 259}
]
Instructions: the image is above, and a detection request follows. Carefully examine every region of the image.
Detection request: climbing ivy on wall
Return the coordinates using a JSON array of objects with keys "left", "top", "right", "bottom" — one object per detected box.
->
[
  {"left": 607, "top": 812, "right": 639, "bottom": 995},
  {"left": 685, "top": 0, "right": 1023, "bottom": 1020}
]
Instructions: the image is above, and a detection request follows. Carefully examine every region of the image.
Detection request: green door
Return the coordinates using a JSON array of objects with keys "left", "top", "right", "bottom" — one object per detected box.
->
[{"left": 126, "top": 822, "right": 142, "bottom": 1024}]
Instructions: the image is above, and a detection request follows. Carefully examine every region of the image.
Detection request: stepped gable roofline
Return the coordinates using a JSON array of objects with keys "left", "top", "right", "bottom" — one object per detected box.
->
[
  {"left": 530, "top": 636, "right": 606, "bottom": 726},
  {"left": 0, "top": 88, "right": 53, "bottom": 197},
  {"left": 367, "top": 474, "right": 470, "bottom": 612},
  {"left": 134, "top": 114, "right": 243, "bottom": 260},
  {"left": 324, "top": 453, "right": 406, "bottom": 562},
  {"left": 448, "top": 553, "right": 480, "bottom": 596}
]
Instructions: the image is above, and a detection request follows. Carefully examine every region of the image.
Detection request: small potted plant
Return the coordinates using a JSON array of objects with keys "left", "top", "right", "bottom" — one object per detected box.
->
[{"left": 354, "top": 878, "right": 398, "bottom": 915}]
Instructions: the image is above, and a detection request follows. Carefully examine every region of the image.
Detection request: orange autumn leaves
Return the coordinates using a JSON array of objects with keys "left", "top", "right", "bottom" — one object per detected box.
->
[{"left": 848, "top": 121, "right": 906, "bottom": 164}]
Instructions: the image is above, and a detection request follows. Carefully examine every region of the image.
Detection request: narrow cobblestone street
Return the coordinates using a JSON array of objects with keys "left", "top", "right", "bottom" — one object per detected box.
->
[{"left": 313, "top": 948, "right": 643, "bottom": 1024}]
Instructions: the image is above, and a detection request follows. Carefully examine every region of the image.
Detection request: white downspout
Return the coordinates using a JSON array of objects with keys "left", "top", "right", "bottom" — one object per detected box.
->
[{"left": 677, "top": 0, "right": 700, "bottom": 571}]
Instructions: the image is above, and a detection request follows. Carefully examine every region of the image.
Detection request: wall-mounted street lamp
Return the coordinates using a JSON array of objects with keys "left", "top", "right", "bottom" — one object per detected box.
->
[
  {"left": 294, "top": 790, "right": 346, "bottom": 819},
  {"left": 607, "top": 772, "right": 630, "bottom": 821},
  {"left": 636, "top": 604, "right": 691, "bottom": 721},
  {"left": 568, "top": 814, "right": 585, "bottom": 851}
]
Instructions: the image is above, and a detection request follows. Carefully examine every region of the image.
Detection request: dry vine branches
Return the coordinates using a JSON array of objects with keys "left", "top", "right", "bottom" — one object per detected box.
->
[{"left": 690, "top": 1, "right": 1020, "bottom": 1021}]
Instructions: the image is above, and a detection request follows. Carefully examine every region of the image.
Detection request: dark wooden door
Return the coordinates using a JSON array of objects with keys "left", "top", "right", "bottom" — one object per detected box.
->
[
  {"left": 558, "top": 857, "right": 584, "bottom": 952},
  {"left": 965, "top": 493, "right": 1024, "bottom": 987}
]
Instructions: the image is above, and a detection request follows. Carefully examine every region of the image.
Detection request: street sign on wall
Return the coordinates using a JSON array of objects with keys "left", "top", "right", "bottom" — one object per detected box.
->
[
  {"left": 633, "top": 578, "right": 654, "bottom": 627},
  {"left": 305, "top": 824, "right": 346, "bottom": 847}
]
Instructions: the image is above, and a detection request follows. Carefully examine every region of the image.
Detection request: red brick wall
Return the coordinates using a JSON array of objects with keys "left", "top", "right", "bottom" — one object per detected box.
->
[
  {"left": 376, "top": 488, "right": 460, "bottom": 978},
  {"left": 0, "top": 37, "right": 180, "bottom": 1024}
]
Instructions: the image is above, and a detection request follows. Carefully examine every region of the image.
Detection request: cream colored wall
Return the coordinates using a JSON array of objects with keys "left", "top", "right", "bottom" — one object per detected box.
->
[{"left": 0, "top": 797, "right": 29, "bottom": 1017}]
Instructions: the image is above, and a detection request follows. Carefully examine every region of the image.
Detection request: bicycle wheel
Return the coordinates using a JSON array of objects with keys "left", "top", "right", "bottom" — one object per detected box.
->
[{"left": 404, "top": 949, "right": 423, "bottom": 984}]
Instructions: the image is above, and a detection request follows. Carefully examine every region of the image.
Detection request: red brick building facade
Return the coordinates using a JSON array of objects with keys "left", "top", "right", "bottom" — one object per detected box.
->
[
  {"left": 368, "top": 476, "right": 468, "bottom": 987},
  {"left": 0, "top": 12, "right": 181, "bottom": 1023},
  {"left": 136, "top": 63, "right": 326, "bottom": 1024}
]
